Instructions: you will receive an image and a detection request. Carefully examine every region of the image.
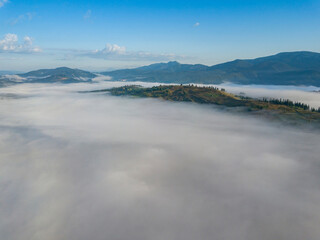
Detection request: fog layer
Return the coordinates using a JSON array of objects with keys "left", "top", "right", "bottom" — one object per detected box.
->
[{"left": 0, "top": 82, "right": 320, "bottom": 240}]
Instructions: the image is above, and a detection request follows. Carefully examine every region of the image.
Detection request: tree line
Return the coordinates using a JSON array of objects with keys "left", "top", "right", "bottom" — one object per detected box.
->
[{"left": 261, "top": 98, "right": 320, "bottom": 112}]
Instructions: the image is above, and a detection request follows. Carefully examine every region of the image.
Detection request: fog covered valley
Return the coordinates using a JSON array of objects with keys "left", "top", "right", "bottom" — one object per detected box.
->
[{"left": 1, "top": 81, "right": 320, "bottom": 240}]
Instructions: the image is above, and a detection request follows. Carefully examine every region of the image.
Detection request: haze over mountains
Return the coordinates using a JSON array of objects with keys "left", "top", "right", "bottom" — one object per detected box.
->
[{"left": 1, "top": 51, "right": 320, "bottom": 86}]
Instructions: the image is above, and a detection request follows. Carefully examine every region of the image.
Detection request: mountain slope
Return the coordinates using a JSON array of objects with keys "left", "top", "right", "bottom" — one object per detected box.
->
[
  {"left": 208, "top": 51, "right": 320, "bottom": 85},
  {"left": 101, "top": 61, "right": 211, "bottom": 83},
  {"left": 101, "top": 51, "right": 320, "bottom": 86}
]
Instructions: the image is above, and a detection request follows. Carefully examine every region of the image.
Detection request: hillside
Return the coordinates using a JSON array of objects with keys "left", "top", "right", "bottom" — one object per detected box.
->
[
  {"left": 92, "top": 85, "right": 320, "bottom": 125},
  {"left": 101, "top": 51, "right": 320, "bottom": 86}
]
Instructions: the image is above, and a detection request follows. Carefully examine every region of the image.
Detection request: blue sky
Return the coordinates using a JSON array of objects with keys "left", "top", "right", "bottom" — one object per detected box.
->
[{"left": 0, "top": 0, "right": 319, "bottom": 71}]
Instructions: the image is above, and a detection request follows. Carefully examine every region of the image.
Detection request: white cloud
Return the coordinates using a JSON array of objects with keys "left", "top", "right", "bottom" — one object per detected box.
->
[
  {"left": 95, "top": 43, "right": 126, "bottom": 55},
  {"left": 0, "top": 0, "right": 8, "bottom": 8},
  {"left": 0, "top": 74, "right": 26, "bottom": 82},
  {"left": 0, "top": 33, "right": 41, "bottom": 53},
  {"left": 83, "top": 9, "right": 91, "bottom": 20},
  {"left": 92, "top": 74, "right": 112, "bottom": 82},
  {"left": 86, "top": 43, "right": 183, "bottom": 61},
  {"left": 194, "top": 22, "right": 200, "bottom": 27},
  {"left": 10, "top": 12, "right": 35, "bottom": 25}
]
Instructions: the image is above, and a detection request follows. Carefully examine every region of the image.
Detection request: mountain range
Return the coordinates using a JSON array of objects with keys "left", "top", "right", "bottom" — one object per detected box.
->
[
  {"left": 1, "top": 51, "right": 320, "bottom": 86},
  {"left": 101, "top": 51, "right": 320, "bottom": 86}
]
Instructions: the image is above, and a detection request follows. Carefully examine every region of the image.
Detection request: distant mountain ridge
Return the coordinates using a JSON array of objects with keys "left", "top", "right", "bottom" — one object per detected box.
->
[
  {"left": 1, "top": 51, "right": 320, "bottom": 86},
  {"left": 18, "top": 67, "right": 97, "bottom": 83},
  {"left": 101, "top": 51, "right": 320, "bottom": 86}
]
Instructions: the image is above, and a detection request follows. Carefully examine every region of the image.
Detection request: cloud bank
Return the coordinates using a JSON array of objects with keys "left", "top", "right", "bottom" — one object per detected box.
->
[
  {"left": 0, "top": 33, "right": 41, "bottom": 53},
  {"left": 0, "top": 82, "right": 320, "bottom": 240}
]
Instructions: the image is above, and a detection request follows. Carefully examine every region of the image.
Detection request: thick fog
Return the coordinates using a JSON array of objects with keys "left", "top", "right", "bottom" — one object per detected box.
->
[{"left": 0, "top": 82, "right": 320, "bottom": 240}]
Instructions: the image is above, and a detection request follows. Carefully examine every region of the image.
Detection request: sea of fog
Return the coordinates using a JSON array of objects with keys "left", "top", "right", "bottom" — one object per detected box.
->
[{"left": 0, "top": 82, "right": 320, "bottom": 240}]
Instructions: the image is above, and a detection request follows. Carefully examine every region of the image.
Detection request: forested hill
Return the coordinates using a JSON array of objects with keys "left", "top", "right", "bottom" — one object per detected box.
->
[{"left": 92, "top": 85, "right": 320, "bottom": 125}]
